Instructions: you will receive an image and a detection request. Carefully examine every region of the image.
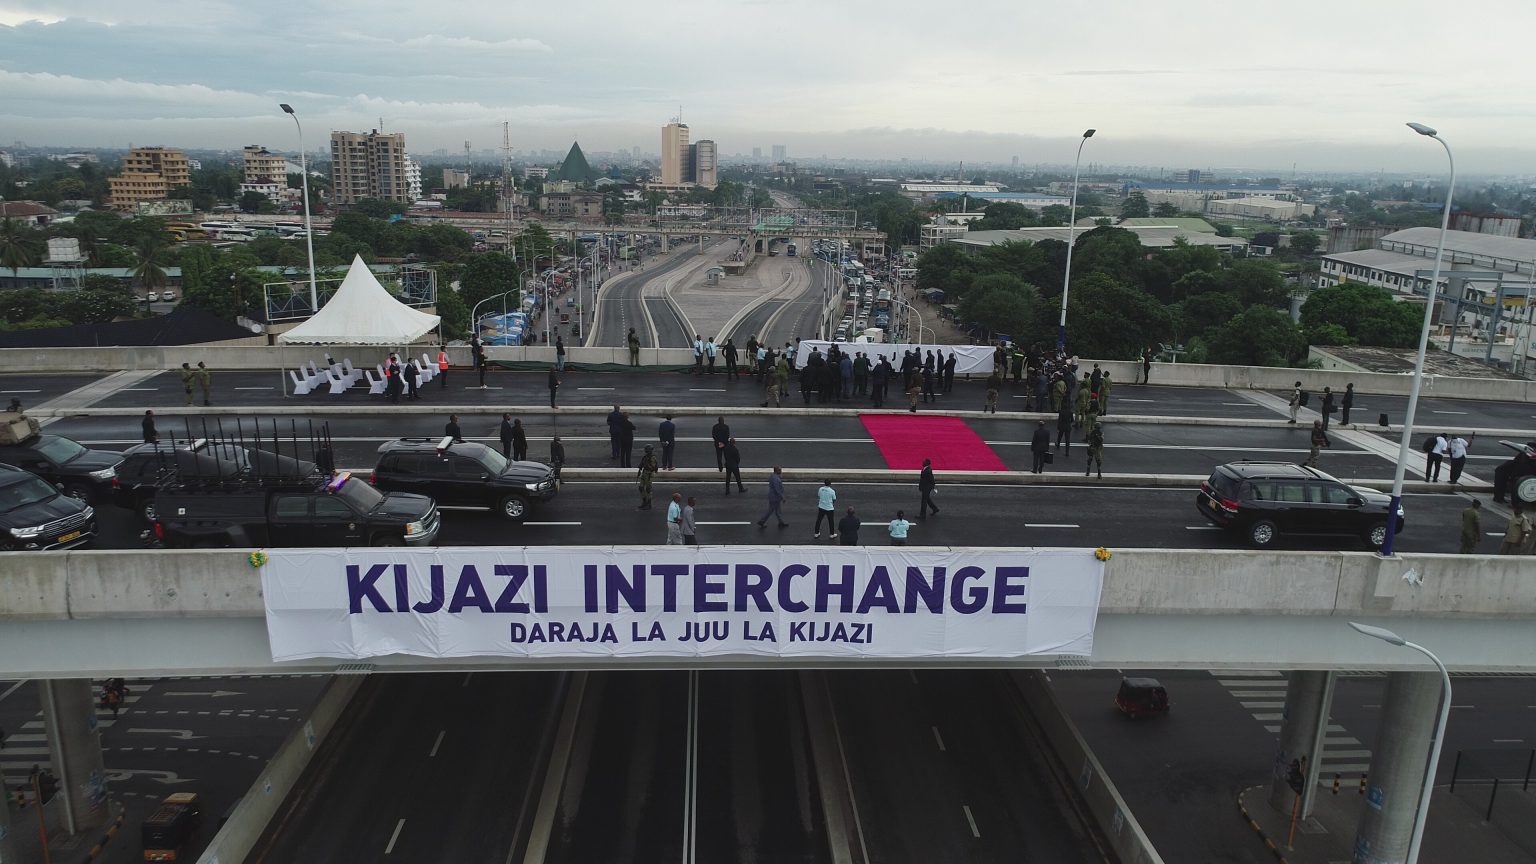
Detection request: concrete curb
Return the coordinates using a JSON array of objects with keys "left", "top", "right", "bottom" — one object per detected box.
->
[{"left": 1237, "top": 785, "right": 1291, "bottom": 863}]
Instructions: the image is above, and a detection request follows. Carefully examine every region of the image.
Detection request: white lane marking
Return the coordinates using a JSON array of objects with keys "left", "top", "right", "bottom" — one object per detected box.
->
[
  {"left": 689, "top": 388, "right": 726, "bottom": 392},
  {"left": 577, "top": 387, "right": 615, "bottom": 391},
  {"left": 429, "top": 730, "right": 445, "bottom": 757},
  {"left": 1117, "top": 398, "right": 1154, "bottom": 402},
  {"left": 385, "top": 818, "right": 406, "bottom": 854},
  {"left": 1433, "top": 410, "right": 1468, "bottom": 415},
  {"left": 697, "top": 521, "right": 751, "bottom": 525},
  {"left": 523, "top": 521, "right": 582, "bottom": 526},
  {"left": 117, "top": 387, "right": 157, "bottom": 392},
  {"left": 234, "top": 387, "right": 274, "bottom": 390},
  {"left": 1494, "top": 738, "right": 1525, "bottom": 743},
  {"left": 962, "top": 804, "right": 981, "bottom": 838},
  {"left": 932, "top": 725, "right": 946, "bottom": 752},
  {"left": 462, "top": 672, "right": 473, "bottom": 687},
  {"left": 1185, "top": 525, "right": 1223, "bottom": 530},
  {"left": 1026, "top": 523, "right": 1079, "bottom": 528},
  {"left": 1221, "top": 402, "right": 1266, "bottom": 406},
  {"left": 1240, "top": 701, "right": 1285, "bottom": 709},
  {"left": 0, "top": 389, "right": 41, "bottom": 394},
  {"left": 0, "top": 680, "right": 26, "bottom": 704}
]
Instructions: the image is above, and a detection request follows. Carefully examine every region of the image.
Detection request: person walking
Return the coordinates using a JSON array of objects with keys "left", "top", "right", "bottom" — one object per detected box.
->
[
  {"left": 473, "top": 338, "right": 487, "bottom": 388},
  {"left": 1056, "top": 402, "right": 1073, "bottom": 456},
  {"left": 943, "top": 352, "right": 957, "bottom": 394},
  {"left": 142, "top": 410, "right": 158, "bottom": 444},
  {"left": 838, "top": 507, "right": 861, "bottom": 546},
  {"left": 985, "top": 369, "right": 1001, "bottom": 413},
  {"left": 723, "top": 437, "right": 745, "bottom": 493},
  {"left": 180, "top": 362, "right": 196, "bottom": 406},
  {"left": 1499, "top": 505, "right": 1531, "bottom": 555},
  {"left": 711, "top": 416, "right": 730, "bottom": 471},
  {"left": 437, "top": 347, "right": 450, "bottom": 388},
  {"left": 1459, "top": 499, "right": 1482, "bottom": 554},
  {"left": 757, "top": 466, "right": 789, "bottom": 528},
  {"left": 917, "top": 458, "right": 939, "bottom": 518},
  {"left": 402, "top": 359, "right": 421, "bottom": 400},
  {"left": 627, "top": 328, "right": 641, "bottom": 367},
  {"left": 553, "top": 336, "right": 567, "bottom": 372},
  {"left": 665, "top": 492, "right": 685, "bottom": 544},
  {"left": 681, "top": 497, "right": 698, "bottom": 545},
  {"left": 871, "top": 357, "right": 889, "bottom": 408},
  {"left": 888, "top": 510, "right": 912, "bottom": 546},
  {"left": 618, "top": 412, "right": 636, "bottom": 468},
  {"left": 1306, "top": 420, "right": 1329, "bottom": 468},
  {"left": 1097, "top": 372, "right": 1112, "bottom": 416},
  {"left": 1288, "top": 381, "right": 1303, "bottom": 424},
  {"left": 659, "top": 415, "right": 677, "bottom": 470},
  {"left": 1448, "top": 432, "right": 1474, "bottom": 484},
  {"left": 385, "top": 356, "right": 402, "bottom": 404},
  {"left": 1084, "top": 424, "right": 1104, "bottom": 478},
  {"left": 723, "top": 339, "right": 739, "bottom": 378},
  {"left": 1340, "top": 383, "right": 1354, "bottom": 426},
  {"left": 1051, "top": 373, "right": 1068, "bottom": 413},
  {"left": 637, "top": 445, "right": 659, "bottom": 510},
  {"left": 196, "top": 361, "right": 213, "bottom": 406},
  {"left": 1141, "top": 347, "right": 1153, "bottom": 384},
  {"left": 548, "top": 365, "right": 561, "bottom": 408},
  {"left": 921, "top": 364, "right": 937, "bottom": 404},
  {"left": 840, "top": 353, "right": 854, "bottom": 402},
  {"left": 1425, "top": 432, "right": 1448, "bottom": 482},
  {"left": 606, "top": 405, "right": 623, "bottom": 460},
  {"left": 1030, "top": 419, "right": 1052, "bottom": 474},
  {"left": 445, "top": 414, "right": 464, "bottom": 443},
  {"left": 499, "top": 413, "right": 515, "bottom": 458},
  {"left": 906, "top": 379, "right": 922, "bottom": 413},
  {"left": 1320, "top": 386, "right": 1335, "bottom": 431},
  {"left": 511, "top": 419, "right": 528, "bottom": 462},
  {"left": 549, "top": 435, "right": 565, "bottom": 485},
  {"left": 1089, "top": 363, "right": 1103, "bottom": 397},
  {"left": 1074, "top": 376, "right": 1091, "bottom": 428},
  {"left": 813, "top": 480, "right": 838, "bottom": 539}
]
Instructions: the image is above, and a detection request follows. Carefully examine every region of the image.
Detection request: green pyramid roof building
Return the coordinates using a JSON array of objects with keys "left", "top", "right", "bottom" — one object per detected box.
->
[{"left": 553, "top": 141, "right": 597, "bottom": 183}]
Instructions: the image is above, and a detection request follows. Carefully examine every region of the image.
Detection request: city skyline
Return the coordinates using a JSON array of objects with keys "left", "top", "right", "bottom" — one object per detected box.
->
[{"left": 2, "top": 1, "right": 1535, "bottom": 173}]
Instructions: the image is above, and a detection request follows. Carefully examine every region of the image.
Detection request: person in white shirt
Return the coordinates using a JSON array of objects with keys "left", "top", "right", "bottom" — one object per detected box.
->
[
  {"left": 888, "top": 510, "right": 913, "bottom": 546},
  {"left": 1447, "top": 433, "right": 1475, "bottom": 485},
  {"left": 1426, "top": 433, "right": 1449, "bottom": 482},
  {"left": 665, "top": 493, "right": 684, "bottom": 544}
]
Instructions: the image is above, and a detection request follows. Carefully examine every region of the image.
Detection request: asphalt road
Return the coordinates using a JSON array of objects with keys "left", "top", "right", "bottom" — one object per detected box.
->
[
  {"left": 1049, "top": 668, "right": 1536, "bottom": 863},
  {"left": 590, "top": 247, "right": 700, "bottom": 348},
  {"left": 0, "top": 674, "right": 326, "bottom": 864}
]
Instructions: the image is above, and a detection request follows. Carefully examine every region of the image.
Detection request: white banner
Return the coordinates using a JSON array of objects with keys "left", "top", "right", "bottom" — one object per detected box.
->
[
  {"left": 795, "top": 341, "right": 997, "bottom": 375},
  {"left": 261, "top": 547, "right": 1103, "bottom": 661}
]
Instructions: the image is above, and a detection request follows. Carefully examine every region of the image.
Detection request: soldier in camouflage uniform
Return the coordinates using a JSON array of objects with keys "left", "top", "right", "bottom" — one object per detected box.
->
[{"left": 636, "top": 444, "right": 659, "bottom": 510}]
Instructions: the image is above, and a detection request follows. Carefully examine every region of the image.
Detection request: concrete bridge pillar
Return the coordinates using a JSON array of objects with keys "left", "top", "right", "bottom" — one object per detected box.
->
[
  {"left": 39, "top": 679, "right": 110, "bottom": 834},
  {"left": 1268, "top": 670, "right": 1334, "bottom": 819},
  {"left": 0, "top": 778, "right": 17, "bottom": 863},
  {"left": 1351, "top": 671, "right": 1440, "bottom": 864}
]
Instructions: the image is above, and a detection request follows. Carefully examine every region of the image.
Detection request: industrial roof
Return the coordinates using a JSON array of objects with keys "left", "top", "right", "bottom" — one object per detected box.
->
[
  {"left": 953, "top": 226, "right": 1248, "bottom": 250},
  {"left": 1381, "top": 227, "right": 1536, "bottom": 262},
  {"left": 1325, "top": 247, "right": 1535, "bottom": 286},
  {"left": 1118, "top": 217, "right": 1218, "bottom": 233},
  {"left": 933, "top": 192, "right": 1067, "bottom": 201},
  {"left": 1125, "top": 181, "right": 1281, "bottom": 192}
]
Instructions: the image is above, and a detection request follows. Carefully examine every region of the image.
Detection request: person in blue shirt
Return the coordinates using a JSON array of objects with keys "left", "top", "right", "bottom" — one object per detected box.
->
[
  {"left": 757, "top": 466, "right": 789, "bottom": 529},
  {"left": 888, "top": 511, "right": 913, "bottom": 546},
  {"left": 665, "top": 492, "right": 684, "bottom": 544},
  {"left": 814, "top": 480, "right": 837, "bottom": 539}
]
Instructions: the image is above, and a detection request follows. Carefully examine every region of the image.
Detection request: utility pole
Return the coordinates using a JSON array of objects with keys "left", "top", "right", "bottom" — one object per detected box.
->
[
  {"left": 464, "top": 140, "right": 472, "bottom": 174},
  {"left": 501, "top": 121, "right": 514, "bottom": 231}
]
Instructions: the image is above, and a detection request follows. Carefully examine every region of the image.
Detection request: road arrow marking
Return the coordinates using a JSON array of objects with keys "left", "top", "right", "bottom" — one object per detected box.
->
[
  {"left": 128, "top": 728, "right": 206, "bottom": 740},
  {"left": 163, "top": 690, "right": 244, "bottom": 698},
  {"left": 105, "top": 769, "right": 196, "bottom": 785}
]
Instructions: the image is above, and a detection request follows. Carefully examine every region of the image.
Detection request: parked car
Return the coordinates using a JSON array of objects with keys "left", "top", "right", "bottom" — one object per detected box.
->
[
  {"left": 1492, "top": 439, "right": 1536, "bottom": 505},
  {"left": 371, "top": 437, "right": 557, "bottom": 521},
  {"left": 0, "top": 433, "right": 121, "bottom": 503},
  {"left": 145, "top": 292, "right": 159, "bottom": 302},
  {"left": 0, "top": 463, "right": 96, "bottom": 551},
  {"left": 111, "top": 440, "right": 243, "bottom": 521},
  {"left": 160, "top": 290, "right": 177, "bottom": 302},
  {"left": 1196, "top": 461, "right": 1405, "bottom": 548},
  {"left": 1115, "top": 677, "right": 1169, "bottom": 719}
]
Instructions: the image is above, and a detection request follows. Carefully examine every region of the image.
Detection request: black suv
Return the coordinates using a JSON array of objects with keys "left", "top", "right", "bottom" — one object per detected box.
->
[
  {"left": 371, "top": 437, "right": 557, "bottom": 521},
  {"left": 0, "top": 433, "right": 121, "bottom": 503},
  {"left": 1196, "top": 461, "right": 1406, "bottom": 548},
  {"left": 0, "top": 463, "right": 96, "bottom": 551}
]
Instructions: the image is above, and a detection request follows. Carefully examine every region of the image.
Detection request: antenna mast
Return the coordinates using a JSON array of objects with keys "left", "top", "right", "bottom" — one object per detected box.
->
[{"left": 501, "top": 121, "right": 514, "bottom": 227}]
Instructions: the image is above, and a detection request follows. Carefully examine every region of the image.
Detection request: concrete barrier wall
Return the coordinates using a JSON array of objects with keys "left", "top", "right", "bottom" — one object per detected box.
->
[
  {"left": 5, "top": 347, "right": 1532, "bottom": 402},
  {"left": 195, "top": 674, "right": 363, "bottom": 864},
  {"left": 4, "top": 548, "right": 1535, "bottom": 623},
  {"left": 1009, "top": 670, "right": 1164, "bottom": 864}
]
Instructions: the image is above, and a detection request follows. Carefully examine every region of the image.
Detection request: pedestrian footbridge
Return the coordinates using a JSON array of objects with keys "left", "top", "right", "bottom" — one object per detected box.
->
[{"left": 1, "top": 548, "right": 1531, "bottom": 677}]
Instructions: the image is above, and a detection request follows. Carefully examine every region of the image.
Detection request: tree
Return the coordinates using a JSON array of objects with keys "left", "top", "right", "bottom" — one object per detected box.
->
[
  {"left": 970, "top": 202, "right": 1039, "bottom": 231},
  {"left": 960, "top": 281, "right": 1041, "bottom": 341},
  {"left": 0, "top": 218, "right": 43, "bottom": 275},
  {"left": 434, "top": 285, "right": 471, "bottom": 338},
  {"left": 1300, "top": 282, "right": 1422, "bottom": 348},
  {"left": 1071, "top": 226, "right": 1145, "bottom": 280},
  {"left": 1205, "top": 305, "right": 1305, "bottom": 366},
  {"left": 79, "top": 273, "right": 127, "bottom": 294},
  {"left": 1121, "top": 192, "right": 1150, "bottom": 219},
  {"left": 1038, "top": 204, "right": 1071, "bottom": 226},
  {"left": 57, "top": 289, "right": 136, "bottom": 324},
  {"left": 1172, "top": 290, "right": 1243, "bottom": 342},
  {"left": 1289, "top": 230, "right": 1321, "bottom": 255},
  {"left": 131, "top": 237, "right": 169, "bottom": 311},
  {"left": 239, "top": 191, "right": 269, "bottom": 214},
  {"left": 1212, "top": 222, "right": 1235, "bottom": 237},
  {"left": 351, "top": 198, "right": 408, "bottom": 219},
  {"left": 915, "top": 243, "right": 976, "bottom": 300},
  {"left": 1065, "top": 273, "right": 1171, "bottom": 359},
  {"left": 458, "top": 252, "right": 521, "bottom": 312},
  {"left": 1152, "top": 202, "right": 1181, "bottom": 218},
  {"left": 1224, "top": 259, "right": 1291, "bottom": 308}
]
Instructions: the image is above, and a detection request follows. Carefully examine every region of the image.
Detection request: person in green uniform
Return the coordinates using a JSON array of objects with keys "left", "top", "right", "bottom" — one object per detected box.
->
[
  {"left": 636, "top": 444, "right": 658, "bottom": 510},
  {"left": 1459, "top": 499, "right": 1481, "bottom": 554},
  {"left": 1085, "top": 425, "right": 1105, "bottom": 478}
]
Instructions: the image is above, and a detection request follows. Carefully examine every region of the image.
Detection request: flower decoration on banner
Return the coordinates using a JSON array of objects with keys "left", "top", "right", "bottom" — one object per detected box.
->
[
  {"left": 248, "top": 550, "right": 269, "bottom": 568},
  {"left": 1094, "top": 547, "right": 1112, "bottom": 562}
]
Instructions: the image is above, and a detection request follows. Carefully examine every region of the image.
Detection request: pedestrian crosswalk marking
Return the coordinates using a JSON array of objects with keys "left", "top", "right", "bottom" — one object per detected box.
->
[
  {"left": 0, "top": 683, "right": 146, "bottom": 778},
  {"left": 1209, "top": 670, "right": 1373, "bottom": 781}
]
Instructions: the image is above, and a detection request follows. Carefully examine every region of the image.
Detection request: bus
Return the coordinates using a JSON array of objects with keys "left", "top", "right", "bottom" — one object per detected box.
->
[
  {"left": 786, "top": 243, "right": 797, "bottom": 257},
  {"left": 874, "top": 288, "right": 893, "bottom": 315},
  {"left": 200, "top": 222, "right": 255, "bottom": 242}
]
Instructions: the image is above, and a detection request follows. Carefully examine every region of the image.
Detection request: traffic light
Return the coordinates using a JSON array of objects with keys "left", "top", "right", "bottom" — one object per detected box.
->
[
  {"left": 36, "top": 770, "right": 58, "bottom": 804},
  {"left": 1286, "top": 759, "right": 1305, "bottom": 795}
]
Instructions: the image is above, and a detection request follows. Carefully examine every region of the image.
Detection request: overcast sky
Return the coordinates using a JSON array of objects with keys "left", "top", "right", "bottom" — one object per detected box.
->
[{"left": 2, "top": 0, "right": 1534, "bottom": 174}]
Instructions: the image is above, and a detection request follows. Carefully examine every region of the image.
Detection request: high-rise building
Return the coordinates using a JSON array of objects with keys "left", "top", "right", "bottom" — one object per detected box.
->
[
  {"left": 404, "top": 157, "right": 423, "bottom": 202},
  {"left": 693, "top": 140, "right": 717, "bottom": 189},
  {"left": 107, "top": 146, "right": 191, "bottom": 209},
  {"left": 752, "top": 147, "right": 762, "bottom": 162},
  {"left": 661, "top": 122, "right": 690, "bottom": 186},
  {"left": 329, "top": 129, "right": 409, "bottom": 205},
  {"left": 772, "top": 144, "right": 786, "bottom": 162},
  {"left": 242, "top": 145, "right": 287, "bottom": 185}
]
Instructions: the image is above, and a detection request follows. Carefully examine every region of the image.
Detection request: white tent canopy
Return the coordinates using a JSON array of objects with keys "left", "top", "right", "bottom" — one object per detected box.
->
[{"left": 277, "top": 255, "right": 440, "bottom": 345}]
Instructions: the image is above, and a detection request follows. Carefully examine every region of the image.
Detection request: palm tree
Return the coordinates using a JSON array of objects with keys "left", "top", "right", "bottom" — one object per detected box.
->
[
  {"left": 0, "top": 217, "right": 42, "bottom": 276},
  {"left": 131, "top": 236, "right": 168, "bottom": 310}
]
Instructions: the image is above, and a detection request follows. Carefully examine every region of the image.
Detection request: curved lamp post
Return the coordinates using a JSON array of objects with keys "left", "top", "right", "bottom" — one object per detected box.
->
[
  {"left": 278, "top": 104, "right": 319, "bottom": 314},
  {"left": 1057, "top": 128, "right": 1095, "bottom": 351}
]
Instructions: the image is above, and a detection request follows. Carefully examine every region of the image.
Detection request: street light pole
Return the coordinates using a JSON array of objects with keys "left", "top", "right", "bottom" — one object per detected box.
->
[
  {"left": 279, "top": 104, "right": 319, "bottom": 314},
  {"left": 1347, "top": 622, "right": 1451, "bottom": 864},
  {"left": 1057, "top": 128, "right": 1096, "bottom": 352},
  {"left": 1382, "top": 123, "right": 1455, "bottom": 557}
]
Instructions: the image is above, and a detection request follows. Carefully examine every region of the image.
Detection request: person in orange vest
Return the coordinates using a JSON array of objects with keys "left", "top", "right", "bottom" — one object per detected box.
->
[{"left": 437, "top": 347, "right": 450, "bottom": 389}]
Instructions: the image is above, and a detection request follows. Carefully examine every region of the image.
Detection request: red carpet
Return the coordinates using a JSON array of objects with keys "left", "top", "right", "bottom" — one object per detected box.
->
[{"left": 860, "top": 414, "right": 1008, "bottom": 472}]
